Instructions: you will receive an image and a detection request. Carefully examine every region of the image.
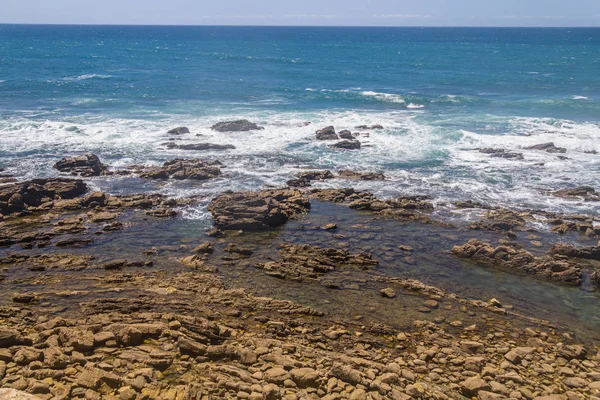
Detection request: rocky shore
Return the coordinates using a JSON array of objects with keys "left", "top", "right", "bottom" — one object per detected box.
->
[{"left": 0, "top": 140, "right": 599, "bottom": 399}]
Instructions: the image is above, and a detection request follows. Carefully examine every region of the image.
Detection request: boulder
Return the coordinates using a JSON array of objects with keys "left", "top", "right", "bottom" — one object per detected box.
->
[
  {"left": 338, "top": 130, "right": 354, "bottom": 139},
  {"left": 0, "top": 328, "right": 29, "bottom": 348},
  {"left": 54, "top": 154, "right": 108, "bottom": 176},
  {"left": 329, "top": 140, "right": 361, "bottom": 150},
  {"left": 461, "top": 377, "right": 491, "bottom": 397},
  {"left": 338, "top": 170, "right": 385, "bottom": 180},
  {"left": 167, "top": 127, "right": 190, "bottom": 135},
  {"left": 524, "top": 142, "right": 566, "bottom": 153},
  {"left": 211, "top": 119, "right": 263, "bottom": 132},
  {"left": 315, "top": 126, "right": 338, "bottom": 140},
  {"left": 208, "top": 189, "right": 310, "bottom": 231},
  {"left": 295, "top": 170, "right": 334, "bottom": 181},
  {"left": 286, "top": 178, "right": 311, "bottom": 188}
]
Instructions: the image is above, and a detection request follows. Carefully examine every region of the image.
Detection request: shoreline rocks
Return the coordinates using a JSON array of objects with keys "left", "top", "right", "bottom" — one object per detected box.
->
[
  {"left": 140, "top": 159, "right": 222, "bottom": 181},
  {"left": 329, "top": 140, "right": 361, "bottom": 150},
  {"left": 164, "top": 142, "right": 235, "bottom": 151},
  {"left": 53, "top": 154, "right": 108, "bottom": 177},
  {"left": 208, "top": 189, "right": 310, "bottom": 231},
  {"left": 315, "top": 126, "right": 338, "bottom": 140},
  {"left": 524, "top": 142, "right": 567, "bottom": 153},
  {"left": 167, "top": 126, "right": 190, "bottom": 135}
]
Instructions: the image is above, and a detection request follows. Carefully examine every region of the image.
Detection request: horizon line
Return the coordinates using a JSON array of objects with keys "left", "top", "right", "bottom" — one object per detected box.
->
[{"left": 1, "top": 22, "right": 600, "bottom": 29}]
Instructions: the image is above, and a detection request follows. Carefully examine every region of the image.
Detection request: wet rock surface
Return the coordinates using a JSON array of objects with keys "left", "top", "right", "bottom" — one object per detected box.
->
[
  {"left": 0, "top": 179, "right": 87, "bottom": 216},
  {"left": 208, "top": 189, "right": 311, "bottom": 231},
  {"left": 552, "top": 186, "right": 600, "bottom": 202},
  {"left": 315, "top": 126, "right": 339, "bottom": 140},
  {"left": 211, "top": 119, "right": 263, "bottom": 132},
  {"left": 167, "top": 126, "right": 190, "bottom": 135},
  {"left": 525, "top": 142, "right": 567, "bottom": 153},
  {"left": 329, "top": 140, "right": 361, "bottom": 150},
  {"left": 337, "top": 170, "right": 385, "bottom": 180},
  {"left": 452, "top": 239, "right": 582, "bottom": 285},
  {"left": 139, "top": 159, "right": 222, "bottom": 181},
  {"left": 53, "top": 154, "right": 109, "bottom": 177},
  {"left": 164, "top": 142, "right": 235, "bottom": 151},
  {"left": 479, "top": 148, "right": 525, "bottom": 160}
]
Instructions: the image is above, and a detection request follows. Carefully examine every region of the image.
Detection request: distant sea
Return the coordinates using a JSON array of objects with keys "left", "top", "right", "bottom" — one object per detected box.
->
[{"left": 0, "top": 25, "right": 599, "bottom": 219}]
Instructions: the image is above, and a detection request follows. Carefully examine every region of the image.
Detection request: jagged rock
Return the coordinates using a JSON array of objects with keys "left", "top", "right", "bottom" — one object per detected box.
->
[
  {"left": 0, "top": 178, "right": 87, "bottom": 215},
  {"left": 211, "top": 120, "right": 263, "bottom": 132},
  {"left": 295, "top": 170, "right": 334, "bottom": 181},
  {"left": 167, "top": 127, "right": 190, "bottom": 135},
  {"left": 338, "top": 170, "right": 385, "bottom": 180},
  {"left": 286, "top": 178, "right": 311, "bottom": 188},
  {"left": 58, "top": 327, "right": 95, "bottom": 352},
  {"left": 525, "top": 142, "right": 566, "bottom": 153},
  {"left": 461, "top": 376, "right": 491, "bottom": 397},
  {"left": 0, "top": 328, "right": 29, "bottom": 348},
  {"left": 552, "top": 186, "right": 599, "bottom": 201},
  {"left": 140, "top": 159, "right": 222, "bottom": 181},
  {"left": 468, "top": 209, "right": 526, "bottom": 232},
  {"left": 255, "top": 243, "right": 377, "bottom": 281},
  {"left": 76, "top": 366, "right": 122, "bottom": 390},
  {"left": 208, "top": 189, "right": 310, "bottom": 231},
  {"left": 329, "top": 140, "right": 361, "bottom": 150},
  {"left": 164, "top": 142, "right": 235, "bottom": 151},
  {"left": 452, "top": 239, "right": 581, "bottom": 285},
  {"left": 193, "top": 242, "right": 214, "bottom": 254},
  {"left": 315, "top": 126, "right": 338, "bottom": 140},
  {"left": 54, "top": 154, "right": 108, "bottom": 177},
  {"left": 549, "top": 243, "right": 600, "bottom": 261},
  {"left": 479, "top": 148, "right": 524, "bottom": 160}
]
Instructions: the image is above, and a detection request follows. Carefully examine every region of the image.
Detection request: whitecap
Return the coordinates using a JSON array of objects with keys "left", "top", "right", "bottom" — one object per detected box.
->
[
  {"left": 572, "top": 95, "right": 589, "bottom": 100},
  {"left": 407, "top": 103, "right": 425, "bottom": 109},
  {"left": 360, "top": 91, "right": 405, "bottom": 104},
  {"left": 63, "top": 74, "right": 112, "bottom": 81}
]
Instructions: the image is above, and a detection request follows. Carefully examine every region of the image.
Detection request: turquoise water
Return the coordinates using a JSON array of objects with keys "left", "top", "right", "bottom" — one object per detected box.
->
[{"left": 0, "top": 25, "right": 599, "bottom": 218}]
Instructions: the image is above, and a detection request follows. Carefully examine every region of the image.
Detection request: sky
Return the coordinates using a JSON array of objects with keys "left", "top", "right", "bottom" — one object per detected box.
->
[{"left": 2, "top": 0, "right": 600, "bottom": 27}]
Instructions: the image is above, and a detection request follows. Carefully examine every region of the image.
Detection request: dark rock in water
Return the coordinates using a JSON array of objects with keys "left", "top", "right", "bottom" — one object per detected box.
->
[
  {"left": 286, "top": 178, "right": 312, "bottom": 188},
  {"left": 552, "top": 186, "right": 599, "bottom": 201},
  {"left": 337, "top": 170, "right": 385, "bottom": 180},
  {"left": 315, "top": 126, "right": 338, "bottom": 140},
  {"left": 208, "top": 189, "right": 310, "bottom": 231},
  {"left": 329, "top": 140, "right": 361, "bottom": 150},
  {"left": 338, "top": 130, "right": 354, "bottom": 140},
  {"left": 295, "top": 170, "right": 334, "bottom": 181},
  {"left": 140, "top": 159, "right": 222, "bottom": 181},
  {"left": 453, "top": 200, "right": 492, "bottom": 209},
  {"left": 167, "top": 127, "right": 190, "bottom": 135},
  {"left": 165, "top": 142, "right": 235, "bottom": 151},
  {"left": 549, "top": 244, "right": 600, "bottom": 261},
  {"left": 0, "top": 178, "right": 87, "bottom": 216},
  {"left": 211, "top": 119, "right": 263, "bottom": 132},
  {"left": 54, "top": 154, "right": 108, "bottom": 177},
  {"left": 584, "top": 150, "right": 598, "bottom": 154},
  {"left": 524, "top": 142, "right": 566, "bottom": 153},
  {"left": 478, "top": 148, "right": 524, "bottom": 160},
  {"left": 356, "top": 124, "right": 383, "bottom": 130},
  {"left": 452, "top": 239, "right": 581, "bottom": 285}
]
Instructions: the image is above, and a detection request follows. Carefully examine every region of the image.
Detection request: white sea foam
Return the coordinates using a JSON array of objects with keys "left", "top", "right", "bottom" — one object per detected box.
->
[
  {"left": 407, "top": 103, "right": 425, "bottom": 109},
  {"left": 360, "top": 91, "right": 406, "bottom": 104},
  {"left": 573, "top": 95, "right": 589, "bottom": 100},
  {"left": 63, "top": 74, "right": 112, "bottom": 81}
]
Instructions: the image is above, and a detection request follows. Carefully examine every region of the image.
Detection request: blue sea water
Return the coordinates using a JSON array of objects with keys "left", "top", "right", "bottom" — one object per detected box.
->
[{"left": 0, "top": 25, "right": 599, "bottom": 218}]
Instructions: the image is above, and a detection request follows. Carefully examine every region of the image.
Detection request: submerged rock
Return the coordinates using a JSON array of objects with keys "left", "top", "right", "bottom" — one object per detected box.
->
[
  {"left": 524, "top": 142, "right": 567, "bottom": 153},
  {"left": 452, "top": 239, "right": 581, "bottom": 285},
  {"left": 211, "top": 119, "right": 263, "bottom": 132},
  {"left": 54, "top": 154, "right": 108, "bottom": 177},
  {"left": 167, "top": 126, "right": 190, "bottom": 135},
  {"left": 164, "top": 142, "right": 235, "bottom": 151},
  {"left": 315, "top": 126, "right": 338, "bottom": 140},
  {"left": 478, "top": 148, "right": 524, "bottom": 160},
  {"left": 208, "top": 189, "right": 310, "bottom": 231},
  {"left": 140, "top": 159, "right": 222, "bottom": 181},
  {"left": 337, "top": 170, "right": 385, "bottom": 180},
  {"left": 329, "top": 140, "right": 361, "bottom": 150}
]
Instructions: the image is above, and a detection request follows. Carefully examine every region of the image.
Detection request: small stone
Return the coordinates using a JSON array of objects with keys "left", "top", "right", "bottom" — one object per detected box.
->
[{"left": 380, "top": 288, "right": 396, "bottom": 298}]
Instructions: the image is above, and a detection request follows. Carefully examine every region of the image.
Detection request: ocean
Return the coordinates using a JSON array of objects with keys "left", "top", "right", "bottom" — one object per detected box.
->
[{"left": 1, "top": 25, "right": 599, "bottom": 220}]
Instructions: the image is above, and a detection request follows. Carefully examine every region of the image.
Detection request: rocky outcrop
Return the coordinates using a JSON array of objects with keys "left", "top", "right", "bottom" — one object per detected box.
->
[
  {"left": 53, "top": 154, "right": 108, "bottom": 177},
  {"left": 286, "top": 178, "right": 311, "bottom": 188},
  {"left": 0, "top": 179, "right": 87, "bottom": 216},
  {"left": 140, "top": 159, "right": 222, "bottom": 181},
  {"left": 211, "top": 120, "right": 263, "bottom": 132},
  {"left": 468, "top": 209, "right": 527, "bottom": 232},
  {"left": 355, "top": 124, "right": 383, "bottom": 130},
  {"left": 167, "top": 127, "right": 190, "bottom": 135},
  {"left": 255, "top": 243, "right": 377, "bottom": 281},
  {"left": 329, "top": 140, "right": 361, "bottom": 150},
  {"left": 315, "top": 126, "right": 338, "bottom": 140},
  {"left": 549, "top": 243, "right": 600, "bottom": 261},
  {"left": 524, "top": 142, "right": 566, "bottom": 153},
  {"left": 552, "top": 186, "right": 600, "bottom": 201},
  {"left": 452, "top": 239, "right": 581, "bottom": 285},
  {"left": 338, "top": 170, "right": 385, "bottom": 180},
  {"left": 208, "top": 189, "right": 310, "bottom": 231},
  {"left": 478, "top": 148, "right": 524, "bottom": 160},
  {"left": 164, "top": 142, "right": 235, "bottom": 151},
  {"left": 295, "top": 170, "right": 334, "bottom": 181}
]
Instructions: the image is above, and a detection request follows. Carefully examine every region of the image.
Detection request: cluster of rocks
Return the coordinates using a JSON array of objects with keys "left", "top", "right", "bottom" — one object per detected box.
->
[
  {"left": 53, "top": 154, "right": 109, "bottom": 177},
  {"left": 255, "top": 243, "right": 378, "bottom": 281},
  {"left": 467, "top": 209, "right": 528, "bottom": 233},
  {"left": 315, "top": 127, "right": 363, "bottom": 150},
  {"left": 552, "top": 186, "right": 600, "bottom": 202},
  {"left": 287, "top": 170, "right": 384, "bottom": 188},
  {"left": 451, "top": 239, "right": 582, "bottom": 285},
  {"left": 139, "top": 159, "right": 222, "bottom": 181},
  {"left": 208, "top": 189, "right": 311, "bottom": 232}
]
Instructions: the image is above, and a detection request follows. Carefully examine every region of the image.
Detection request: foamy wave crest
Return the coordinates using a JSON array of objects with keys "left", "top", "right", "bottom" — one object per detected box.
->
[
  {"left": 63, "top": 74, "right": 113, "bottom": 81},
  {"left": 360, "top": 91, "right": 406, "bottom": 104}
]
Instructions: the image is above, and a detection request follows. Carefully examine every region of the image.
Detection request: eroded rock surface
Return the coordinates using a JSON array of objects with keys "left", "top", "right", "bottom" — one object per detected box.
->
[
  {"left": 338, "top": 170, "right": 385, "bottom": 180},
  {"left": 208, "top": 189, "right": 311, "bottom": 231},
  {"left": 452, "top": 239, "right": 581, "bottom": 285},
  {"left": 211, "top": 120, "right": 263, "bottom": 132},
  {"left": 164, "top": 142, "right": 235, "bottom": 151},
  {"left": 139, "top": 159, "right": 222, "bottom": 181},
  {"left": 525, "top": 142, "right": 567, "bottom": 153},
  {"left": 0, "top": 179, "right": 87, "bottom": 216},
  {"left": 53, "top": 154, "right": 108, "bottom": 177}
]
